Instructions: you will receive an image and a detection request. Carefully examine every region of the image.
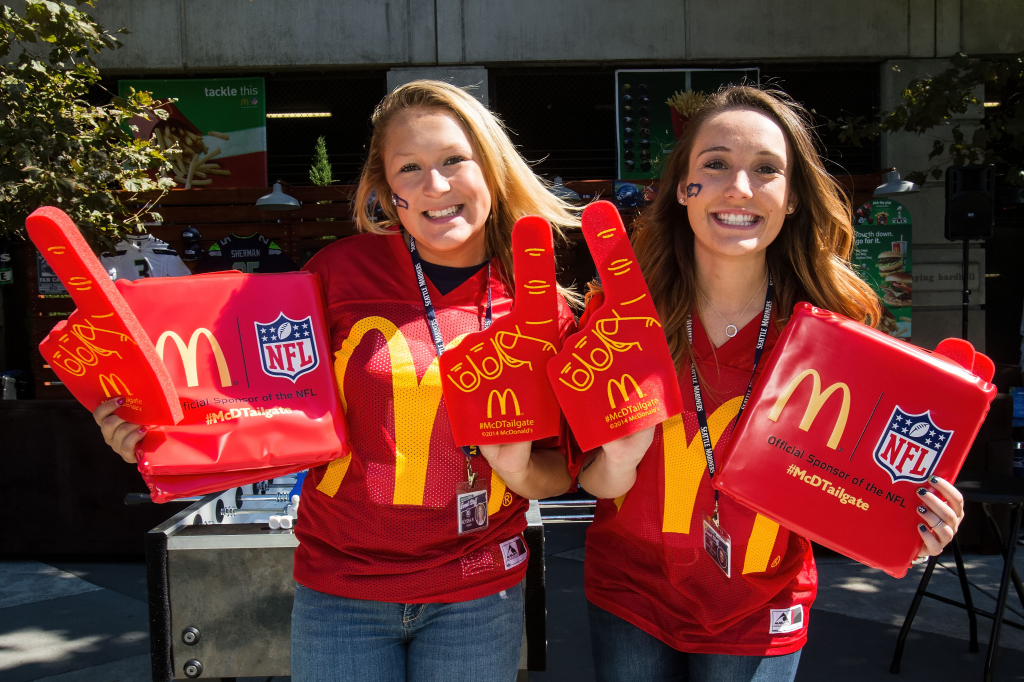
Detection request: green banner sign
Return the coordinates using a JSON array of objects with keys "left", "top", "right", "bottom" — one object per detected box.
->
[
  {"left": 118, "top": 77, "right": 267, "bottom": 188},
  {"left": 615, "top": 69, "right": 758, "bottom": 181},
  {"left": 852, "top": 198, "right": 912, "bottom": 342}
]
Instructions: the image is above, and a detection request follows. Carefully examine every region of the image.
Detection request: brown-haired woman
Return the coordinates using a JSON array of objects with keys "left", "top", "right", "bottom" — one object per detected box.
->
[
  {"left": 94, "top": 80, "right": 579, "bottom": 682},
  {"left": 576, "top": 85, "right": 964, "bottom": 681}
]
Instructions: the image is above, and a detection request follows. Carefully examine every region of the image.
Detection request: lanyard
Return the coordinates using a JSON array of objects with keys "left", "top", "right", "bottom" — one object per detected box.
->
[
  {"left": 687, "top": 273, "right": 773, "bottom": 522},
  {"left": 408, "top": 235, "right": 491, "bottom": 471},
  {"left": 408, "top": 235, "right": 492, "bottom": 356}
]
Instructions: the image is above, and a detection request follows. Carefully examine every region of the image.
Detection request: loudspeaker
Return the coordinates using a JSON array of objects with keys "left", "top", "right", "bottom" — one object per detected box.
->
[{"left": 945, "top": 165, "right": 995, "bottom": 240}]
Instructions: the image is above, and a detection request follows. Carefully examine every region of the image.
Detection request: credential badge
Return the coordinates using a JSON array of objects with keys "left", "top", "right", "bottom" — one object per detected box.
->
[
  {"left": 254, "top": 313, "right": 318, "bottom": 382},
  {"left": 872, "top": 407, "right": 953, "bottom": 484}
]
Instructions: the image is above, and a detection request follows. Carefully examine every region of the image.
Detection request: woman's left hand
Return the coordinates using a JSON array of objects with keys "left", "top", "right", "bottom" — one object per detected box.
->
[{"left": 916, "top": 476, "right": 965, "bottom": 558}]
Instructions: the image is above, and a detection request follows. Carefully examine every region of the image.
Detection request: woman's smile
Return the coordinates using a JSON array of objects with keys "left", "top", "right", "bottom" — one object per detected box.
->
[{"left": 710, "top": 210, "right": 763, "bottom": 228}]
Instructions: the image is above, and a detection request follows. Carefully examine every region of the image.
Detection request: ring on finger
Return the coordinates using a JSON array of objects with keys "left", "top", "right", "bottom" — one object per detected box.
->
[{"left": 929, "top": 519, "right": 943, "bottom": 530}]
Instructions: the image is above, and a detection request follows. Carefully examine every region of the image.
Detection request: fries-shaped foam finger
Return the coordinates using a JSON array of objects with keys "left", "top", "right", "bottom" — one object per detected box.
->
[
  {"left": 546, "top": 200, "right": 683, "bottom": 451},
  {"left": 27, "top": 207, "right": 183, "bottom": 425},
  {"left": 438, "top": 216, "right": 565, "bottom": 446}
]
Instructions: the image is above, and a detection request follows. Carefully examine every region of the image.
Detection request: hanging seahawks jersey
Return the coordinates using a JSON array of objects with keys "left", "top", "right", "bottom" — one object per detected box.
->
[
  {"left": 195, "top": 233, "right": 297, "bottom": 274},
  {"left": 100, "top": 235, "right": 191, "bottom": 281}
]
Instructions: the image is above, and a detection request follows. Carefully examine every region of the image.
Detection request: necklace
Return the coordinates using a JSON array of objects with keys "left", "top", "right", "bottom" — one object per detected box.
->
[{"left": 698, "top": 271, "right": 769, "bottom": 338}]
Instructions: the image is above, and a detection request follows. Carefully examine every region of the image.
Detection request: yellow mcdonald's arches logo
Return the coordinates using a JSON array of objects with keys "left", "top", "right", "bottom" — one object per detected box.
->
[
  {"left": 155, "top": 329, "right": 232, "bottom": 388},
  {"left": 487, "top": 388, "right": 522, "bottom": 418},
  {"left": 319, "top": 316, "right": 468, "bottom": 508},
  {"left": 607, "top": 373, "right": 645, "bottom": 408},
  {"left": 98, "top": 373, "right": 132, "bottom": 398},
  {"left": 661, "top": 400, "right": 780, "bottom": 575},
  {"left": 767, "top": 369, "right": 850, "bottom": 450}
]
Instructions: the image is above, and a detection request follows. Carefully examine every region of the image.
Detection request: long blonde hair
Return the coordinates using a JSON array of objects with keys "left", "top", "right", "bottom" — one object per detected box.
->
[
  {"left": 353, "top": 80, "right": 581, "bottom": 304},
  {"left": 630, "top": 85, "right": 880, "bottom": 369}
]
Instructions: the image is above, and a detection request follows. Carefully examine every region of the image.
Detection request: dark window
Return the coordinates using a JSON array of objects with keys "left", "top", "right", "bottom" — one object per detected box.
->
[
  {"left": 491, "top": 63, "right": 882, "bottom": 181},
  {"left": 91, "top": 71, "right": 388, "bottom": 186}
]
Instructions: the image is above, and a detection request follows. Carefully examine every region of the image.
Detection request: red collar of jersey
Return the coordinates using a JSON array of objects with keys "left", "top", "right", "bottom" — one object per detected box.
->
[
  {"left": 689, "top": 306, "right": 779, "bottom": 373},
  {"left": 385, "top": 231, "right": 510, "bottom": 304}
]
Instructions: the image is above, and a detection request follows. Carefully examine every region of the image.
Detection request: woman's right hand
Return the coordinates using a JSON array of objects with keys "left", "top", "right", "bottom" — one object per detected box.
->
[
  {"left": 93, "top": 397, "right": 147, "bottom": 463},
  {"left": 577, "top": 425, "right": 656, "bottom": 499}
]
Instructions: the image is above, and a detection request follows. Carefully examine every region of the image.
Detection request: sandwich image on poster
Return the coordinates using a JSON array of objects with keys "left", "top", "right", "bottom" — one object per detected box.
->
[
  {"left": 120, "top": 77, "right": 267, "bottom": 189},
  {"left": 852, "top": 198, "right": 912, "bottom": 340}
]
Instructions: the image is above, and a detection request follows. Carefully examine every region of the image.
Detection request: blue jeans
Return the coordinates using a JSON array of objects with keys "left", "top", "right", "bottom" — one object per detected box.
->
[
  {"left": 291, "top": 582, "right": 524, "bottom": 682},
  {"left": 588, "top": 601, "right": 801, "bottom": 682}
]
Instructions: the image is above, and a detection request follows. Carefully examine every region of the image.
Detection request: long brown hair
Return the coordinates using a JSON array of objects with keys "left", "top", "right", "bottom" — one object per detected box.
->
[
  {"left": 629, "top": 85, "right": 880, "bottom": 369},
  {"left": 353, "top": 80, "right": 581, "bottom": 305}
]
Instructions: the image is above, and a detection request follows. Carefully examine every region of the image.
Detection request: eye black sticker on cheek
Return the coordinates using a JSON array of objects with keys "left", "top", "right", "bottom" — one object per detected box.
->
[
  {"left": 392, "top": 194, "right": 409, "bottom": 210},
  {"left": 686, "top": 184, "right": 702, "bottom": 198}
]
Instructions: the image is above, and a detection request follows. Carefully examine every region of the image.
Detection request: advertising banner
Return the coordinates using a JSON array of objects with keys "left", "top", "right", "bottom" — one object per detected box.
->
[
  {"left": 851, "top": 198, "right": 912, "bottom": 342},
  {"left": 615, "top": 69, "right": 758, "bottom": 181},
  {"left": 118, "top": 77, "right": 267, "bottom": 189}
]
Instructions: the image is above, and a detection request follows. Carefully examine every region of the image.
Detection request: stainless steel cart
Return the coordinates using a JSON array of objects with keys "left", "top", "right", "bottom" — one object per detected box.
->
[{"left": 145, "top": 483, "right": 547, "bottom": 681}]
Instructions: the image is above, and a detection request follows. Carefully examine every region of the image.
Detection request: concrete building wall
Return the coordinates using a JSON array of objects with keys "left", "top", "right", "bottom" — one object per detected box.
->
[
  {"left": 88, "top": 0, "right": 1024, "bottom": 73},
  {"left": 89, "top": 0, "right": 436, "bottom": 72},
  {"left": 80, "top": 0, "right": 1019, "bottom": 354}
]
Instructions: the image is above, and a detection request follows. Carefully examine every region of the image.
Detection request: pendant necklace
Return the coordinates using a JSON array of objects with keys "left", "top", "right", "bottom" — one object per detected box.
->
[{"left": 699, "top": 271, "right": 769, "bottom": 339}]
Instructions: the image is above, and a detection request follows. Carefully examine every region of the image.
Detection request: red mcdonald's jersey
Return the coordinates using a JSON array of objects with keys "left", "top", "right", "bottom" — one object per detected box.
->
[
  {"left": 584, "top": 296, "right": 816, "bottom": 656},
  {"left": 296, "top": 233, "right": 575, "bottom": 603}
]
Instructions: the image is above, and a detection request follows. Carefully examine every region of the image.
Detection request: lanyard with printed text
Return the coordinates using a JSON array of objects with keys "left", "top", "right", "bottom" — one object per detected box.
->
[
  {"left": 687, "top": 273, "right": 773, "bottom": 524},
  {"left": 408, "top": 235, "right": 492, "bottom": 476}
]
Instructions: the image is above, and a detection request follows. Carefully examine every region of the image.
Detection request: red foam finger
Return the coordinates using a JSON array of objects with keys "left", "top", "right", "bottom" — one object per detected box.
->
[
  {"left": 27, "top": 207, "right": 182, "bottom": 425},
  {"left": 439, "top": 216, "right": 563, "bottom": 445},
  {"left": 546, "top": 201, "right": 683, "bottom": 451}
]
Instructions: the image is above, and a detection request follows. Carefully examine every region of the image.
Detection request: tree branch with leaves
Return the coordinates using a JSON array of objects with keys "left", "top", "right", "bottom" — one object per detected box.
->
[
  {"left": 829, "top": 52, "right": 1024, "bottom": 187},
  {"left": 0, "top": 0, "right": 176, "bottom": 247}
]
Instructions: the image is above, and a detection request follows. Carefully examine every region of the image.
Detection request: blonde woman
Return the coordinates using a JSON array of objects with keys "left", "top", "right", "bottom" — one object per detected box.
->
[
  {"left": 94, "top": 80, "right": 579, "bottom": 682},
  {"left": 576, "top": 86, "right": 964, "bottom": 681}
]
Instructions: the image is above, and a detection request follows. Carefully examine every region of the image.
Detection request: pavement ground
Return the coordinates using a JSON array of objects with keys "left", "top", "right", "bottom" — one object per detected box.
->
[{"left": 3, "top": 524, "right": 1023, "bottom": 681}]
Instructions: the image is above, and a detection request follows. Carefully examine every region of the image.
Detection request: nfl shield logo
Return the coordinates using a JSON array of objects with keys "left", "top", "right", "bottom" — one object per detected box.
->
[
  {"left": 872, "top": 407, "right": 953, "bottom": 484},
  {"left": 254, "top": 313, "right": 319, "bottom": 382}
]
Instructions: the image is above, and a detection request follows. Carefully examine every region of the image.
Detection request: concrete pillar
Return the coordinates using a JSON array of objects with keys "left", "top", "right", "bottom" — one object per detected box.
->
[
  {"left": 879, "top": 58, "right": 986, "bottom": 352},
  {"left": 386, "top": 66, "right": 489, "bottom": 106}
]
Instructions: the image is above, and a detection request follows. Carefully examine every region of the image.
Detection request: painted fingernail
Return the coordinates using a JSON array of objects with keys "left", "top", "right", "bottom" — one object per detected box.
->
[
  {"left": 919, "top": 524, "right": 928, "bottom": 532},
  {"left": 138, "top": 426, "right": 148, "bottom": 435},
  {"left": 116, "top": 397, "right": 125, "bottom": 406},
  {"left": 917, "top": 505, "right": 927, "bottom": 514},
  {"left": 929, "top": 476, "right": 940, "bottom": 484},
  {"left": 917, "top": 487, "right": 927, "bottom": 496}
]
